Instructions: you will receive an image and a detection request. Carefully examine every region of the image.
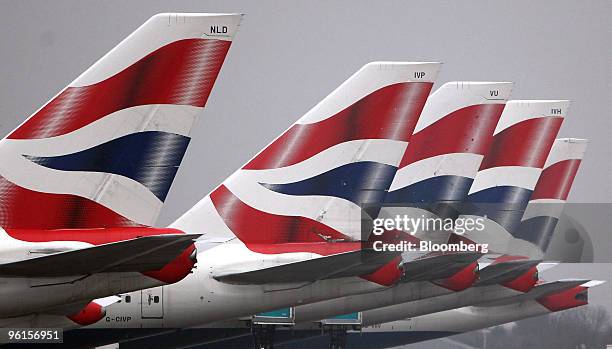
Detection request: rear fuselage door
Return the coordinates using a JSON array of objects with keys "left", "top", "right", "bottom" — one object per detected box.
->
[{"left": 141, "top": 287, "right": 163, "bottom": 319}]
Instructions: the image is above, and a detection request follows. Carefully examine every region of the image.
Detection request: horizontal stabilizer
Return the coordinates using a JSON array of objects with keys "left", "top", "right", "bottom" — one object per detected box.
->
[
  {"left": 537, "top": 262, "right": 560, "bottom": 272},
  {"left": 92, "top": 295, "right": 122, "bottom": 307},
  {"left": 479, "top": 279, "right": 591, "bottom": 307},
  {"left": 0, "top": 234, "right": 200, "bottom": 277},
  {"left": 476, "top": 259, "right": 542, "bottom": 286},
  {"left": 213, "top": 249, "right": 399, "bottom": 285},
  {"left": 36, "top": 295, "right": 122, "bottom": 318},
  {"left": 400, "top": 252, "right": 483, "bottom": 282}
]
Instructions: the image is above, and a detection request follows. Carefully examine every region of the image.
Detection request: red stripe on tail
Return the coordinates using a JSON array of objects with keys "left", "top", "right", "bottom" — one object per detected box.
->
[
  {"left": 9, "top": 39, "right": 231, "bottom": 140},
  {"left": 399, "top": 104, "right": 504, "bottom": 168},
  {"left": 244, "top": 82, "right": 432, "bottom": 170},
  {"left": 0, "top": 176, "right": 137, "bottom": 229},
  {"left": 210, "top": 185, "right": 349, "bottom": 245},
  {"left": 479, "top": 117, "right": 563, "bottom": 170},
  {"left": 530, "top": 159, "right": 581, "bottom": 201}
]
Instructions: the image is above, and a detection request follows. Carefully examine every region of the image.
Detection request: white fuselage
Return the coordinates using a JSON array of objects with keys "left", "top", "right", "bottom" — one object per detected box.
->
[
  {"left": 0, "top": 231, "right": 168, "bottom": 318},
  {"left": 0, "top": 273, "right": 164, "bottom": 318},
  {"left": 291, "top": 282, "right": 520, "bottom": 325},
  {"left": 89, "top": 242, "right": 386, "bottom": 329},
  {"left": 360, "top": 299, "right": 552, "bottom": 334}
]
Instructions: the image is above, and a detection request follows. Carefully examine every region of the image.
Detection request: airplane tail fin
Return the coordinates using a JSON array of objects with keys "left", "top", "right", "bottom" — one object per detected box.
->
[
  {"left": 511, "top": 138, "right": 588, "bottom": 256},
  {"left": 379, "top": 82, "right": 512, "bottom": 243},
  {"left": 172, "top": 62, "right": 441, "bottom": 244},
  {"left": 0, "top": 13, "right": 241, "bottom": 229},
  {"left": 454, "top": 100, "right": 567, "bottom": 251},
  {"left": 452, "top": 128, "right": 583, "bottom": 286},
  {"left": 386, "top": 81, "right": 513, "bottom": 205}
]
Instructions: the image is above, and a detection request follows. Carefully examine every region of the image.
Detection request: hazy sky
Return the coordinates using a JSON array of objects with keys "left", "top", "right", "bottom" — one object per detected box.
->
[{"left": 1, "top": 0, "right": 610, "bottom": 226}]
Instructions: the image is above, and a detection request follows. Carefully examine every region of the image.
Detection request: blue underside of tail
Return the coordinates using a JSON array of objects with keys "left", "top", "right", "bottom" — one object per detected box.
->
[
  {"left": 514, "top": 215, "right": 559, "bottom": 251},
  {"left": 24, "top": 131, "right": 190, "bottom": 202},
  {"left": 385, "top": 175, "right": 474, "bottom": 205},
  {"left": 464, "top": 186, "right": 533, "bottom": 233},
  {"left": 261, "top": 161, "right": 397, "bottom": 209}
]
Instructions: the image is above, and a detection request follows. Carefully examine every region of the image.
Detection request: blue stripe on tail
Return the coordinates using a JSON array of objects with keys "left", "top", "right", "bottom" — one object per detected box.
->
[
  {"left": 261, "top": 161, "right": 397, "bottom": 213},
  {"left": 514, "top": 216, "right": 559, "bottom": 252},
  {"left": 464, "top": 186, "right": 533, "bottom": 233},
  {"left": 24, "top": 131, "right": 190, "bottom": 202},
  {"left": 385, "top": 175, "right": 474, "bottom": 205}
]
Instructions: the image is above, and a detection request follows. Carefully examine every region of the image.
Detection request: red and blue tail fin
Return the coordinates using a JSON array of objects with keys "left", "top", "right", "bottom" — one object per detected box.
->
[
  {"left": 510, "top": 138, "right": 588, "bottom": 257},
  {"left": 172, "top": 62, "right": 441, "bottom": 245},
  {"left": 0, "top": 13, "right": 241, "bottom": 229},
  {"left": 386, "top": 81, "right": 513, "bottom": 205},
  {"left": 379, "top": 82, "right": 512, "bottom": 243},
  {"left": 455, "top": 100, "right": 567, "bottom": 251}
]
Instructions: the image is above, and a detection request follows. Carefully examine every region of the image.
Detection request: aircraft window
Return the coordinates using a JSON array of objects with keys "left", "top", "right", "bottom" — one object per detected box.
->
[
  {"left": 125, "top": 295, "right": 131, "bottom": 303},
  {"left": 154, "top": 296, "right": 160, "bottom": 303}
]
